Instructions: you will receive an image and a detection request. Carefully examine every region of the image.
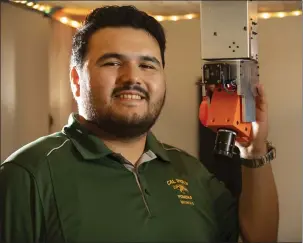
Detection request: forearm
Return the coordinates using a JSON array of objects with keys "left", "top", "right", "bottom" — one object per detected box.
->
[{"left": 239, "top": 163, "right": 279, "bottom": 242}]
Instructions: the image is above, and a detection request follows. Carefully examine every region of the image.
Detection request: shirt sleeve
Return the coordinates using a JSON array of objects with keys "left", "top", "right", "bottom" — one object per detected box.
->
[
  {"left": 0, "top": 162, "right": 45, "bottom": 243},
  {"left": 208, "top": 173, "right": 240, "bottom": 242}
]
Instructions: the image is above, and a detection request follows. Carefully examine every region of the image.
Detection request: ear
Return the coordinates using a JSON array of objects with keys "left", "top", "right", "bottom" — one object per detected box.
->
[{"left": 70, "top": 66, "right": 80, "bottom": 98}]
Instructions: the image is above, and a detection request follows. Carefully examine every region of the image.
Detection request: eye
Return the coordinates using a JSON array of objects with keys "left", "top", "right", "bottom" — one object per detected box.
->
[
  {"left": 140, "top": 64, "right": 155, "bottom": 69},
  {"left": 103, "top": 62, "right": 121, "bottom": 67}
]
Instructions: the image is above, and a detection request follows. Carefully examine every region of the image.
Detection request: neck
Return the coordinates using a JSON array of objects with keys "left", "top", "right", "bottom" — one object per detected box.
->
[
  {"left": 78, "top": 115, "right": 147, "bottom": 164},
  {"left": 102, "top": 135, "right": 147, "bottom": 164}
]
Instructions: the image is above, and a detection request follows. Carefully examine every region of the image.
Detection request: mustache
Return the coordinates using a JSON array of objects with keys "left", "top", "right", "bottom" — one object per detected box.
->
[{"left": 112, "top": 83, "right": 150, "bottom": 100}]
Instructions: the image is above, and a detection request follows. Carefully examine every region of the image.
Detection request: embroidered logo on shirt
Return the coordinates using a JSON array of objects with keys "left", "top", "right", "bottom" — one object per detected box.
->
[
  {"left": 172, "top": 184, "right": 189, "bottom": 194},
  {"left": 167, "top": 178, "right": 194, "bottom": 205}
]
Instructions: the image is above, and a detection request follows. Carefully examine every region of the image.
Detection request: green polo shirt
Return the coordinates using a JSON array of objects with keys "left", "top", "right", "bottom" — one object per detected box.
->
[{"left": 0, "top": 113, "right": 239, "bottom": 243}]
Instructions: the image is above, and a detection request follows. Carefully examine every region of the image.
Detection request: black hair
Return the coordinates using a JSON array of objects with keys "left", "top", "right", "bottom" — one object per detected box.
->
[{"left": 71, "top": 5, "right": 166, "bottom": 69}]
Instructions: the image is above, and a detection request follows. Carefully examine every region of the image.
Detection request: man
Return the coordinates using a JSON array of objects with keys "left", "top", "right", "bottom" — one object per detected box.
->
[{"left": 0, "top": 5, "right": 278, "bottom": 243}]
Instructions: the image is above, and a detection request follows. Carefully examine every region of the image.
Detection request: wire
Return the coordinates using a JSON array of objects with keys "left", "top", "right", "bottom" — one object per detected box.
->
[{"left": 221, "top": 73, "right": 237, "bottom": 93}]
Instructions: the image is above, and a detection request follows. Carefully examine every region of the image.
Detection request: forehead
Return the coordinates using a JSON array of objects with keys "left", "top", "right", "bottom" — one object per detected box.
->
[{"left": 87, "top": 27, "right": 162, "bottom": 61}]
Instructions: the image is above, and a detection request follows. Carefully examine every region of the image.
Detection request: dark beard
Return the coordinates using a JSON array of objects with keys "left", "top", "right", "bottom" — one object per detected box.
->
[
  {"left": 83, "top": 92, "right": 166, "bottom": 140},
  {"left": 93, "top": 107, "right": 161, "bottom": 139}
]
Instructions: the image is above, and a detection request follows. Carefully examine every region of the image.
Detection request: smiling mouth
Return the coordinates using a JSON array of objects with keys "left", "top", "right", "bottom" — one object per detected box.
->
[
  {"left": 114, "top": 92, "right": 146, "bottom": 101},
  {"left": 118, "top": 94, "right": 142, "bottom": 100}
]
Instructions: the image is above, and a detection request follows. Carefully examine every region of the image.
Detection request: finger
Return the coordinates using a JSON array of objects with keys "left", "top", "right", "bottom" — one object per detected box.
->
[
  {"left": 256, "top": 83, "right": 266, "bottom": 103},
  {"left": 256, "top": 83, "right": 268, "bottom": 109}
]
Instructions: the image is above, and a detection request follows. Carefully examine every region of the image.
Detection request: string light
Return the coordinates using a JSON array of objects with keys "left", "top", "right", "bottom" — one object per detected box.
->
[
  {"left": 292, "top": 11, "right": 301, "bottom": 16},
  {"left": 26, "top": 2, "right": 33, "bottom": 7},
  {"left": 170, "top": 16, "right": 179, "bottom": 21},
  {"left": 8, "top": 0, "right": 303, "bottom": 29},
  {"left": 259, "top": 11, "right": 302, "bottom": 19},
  {"left": 71, "top": 20, "right": 81, "bottom": 28},
  {"left": 59, "top": 17, "right": 68, "bottom": 24},
  {"left": 261, "top": 13, "right": 271, "bottom": 19},
  {"left": 38, "top": 6, "right": 45, "bottom": 12},
  {"left": 154, "top": 15, "right": 164, "bottom": 22},
  {"left": 10, "top": 0, "right": 51, "bottom": 15},
  {"left": 185, "top": 14, "right": 194, "bottom": 20}
]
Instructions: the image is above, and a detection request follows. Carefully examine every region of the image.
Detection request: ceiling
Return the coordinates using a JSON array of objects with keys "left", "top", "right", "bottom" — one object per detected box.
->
[{"left": 39, "top": 1, "right": 302, "bottom": 18}]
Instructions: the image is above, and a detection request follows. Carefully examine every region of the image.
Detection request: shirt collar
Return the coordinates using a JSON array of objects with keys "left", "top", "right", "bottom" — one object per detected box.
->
[
  {"left": 62, "top": 113, "right": 171, "bottom": 162},
  {"left": 145, "top": 131, "right": 171, "bottom": 162}
]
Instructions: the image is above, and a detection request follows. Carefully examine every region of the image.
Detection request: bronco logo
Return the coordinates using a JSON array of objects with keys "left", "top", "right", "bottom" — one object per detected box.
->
[
  {"left": 172, "top": 184, "right": 189, "bottom": 194},
  {"left": 167, "top": 178, "right": 194, "bottom": 205}
]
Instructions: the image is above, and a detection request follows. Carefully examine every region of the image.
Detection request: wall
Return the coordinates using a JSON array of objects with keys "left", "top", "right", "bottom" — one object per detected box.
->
[
  {"left": 48, "top": 21, "right": 74, "bottom": 133},
  {"left": 151, "top": 20, "right": 202, "bottom": 157},
  {"left": 258, "top": 17, "right": 302, "bottom": 242},
  {"left": 1, "top": 3, "right": 51, "bottom": 161},
  {"left": 152, "top": 17, "right": 302, "bottom": 242}
]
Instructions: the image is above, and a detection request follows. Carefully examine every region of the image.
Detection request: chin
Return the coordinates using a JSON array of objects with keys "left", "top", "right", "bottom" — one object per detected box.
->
[
  {"left": 114, "top": 112, "right": 146, "bottom": 124},
  {"left": 112, "top": 106, "right": 146, "bottom": 116}
]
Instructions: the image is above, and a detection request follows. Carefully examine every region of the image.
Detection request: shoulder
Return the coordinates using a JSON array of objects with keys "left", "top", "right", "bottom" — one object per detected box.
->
[
  {"left": 160, "top": 143, "right": 212, "bottom": 177},
  {"left": 161, "top": 143, "right": 198, "bottom": 161},
  {"left": 1, "top": 132, "right": 71, "bottom": 175}
]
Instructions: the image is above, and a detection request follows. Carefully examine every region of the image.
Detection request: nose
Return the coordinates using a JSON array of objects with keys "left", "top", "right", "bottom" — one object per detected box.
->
[{"left": 117, "top": 63, "right": 142, "bottom": 85}]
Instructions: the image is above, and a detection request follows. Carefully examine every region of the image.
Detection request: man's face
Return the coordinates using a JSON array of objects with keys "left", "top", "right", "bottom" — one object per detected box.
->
[{"left": 71, "top": 27, "right": 166, "bottom": 139}]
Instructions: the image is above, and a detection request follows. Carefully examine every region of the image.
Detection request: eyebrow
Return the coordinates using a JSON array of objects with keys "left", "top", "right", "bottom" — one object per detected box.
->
[{"left": 96, "top": 52, "right": 161, "bottom": 67}]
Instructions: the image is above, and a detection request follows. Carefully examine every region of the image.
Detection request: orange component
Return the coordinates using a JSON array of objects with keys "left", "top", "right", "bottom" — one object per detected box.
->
[
  {"left": 199, "top": 96, "right": 209, "bottom": 126},
  {"left": 199, "top": 87, "right": 253, "bottom": 143}
]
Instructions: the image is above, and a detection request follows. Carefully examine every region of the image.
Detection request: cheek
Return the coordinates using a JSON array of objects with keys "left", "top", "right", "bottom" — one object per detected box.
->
[
  {"left": 89, "top": 71, "right": 116, "bottom": 100},
  {"left": 149, "top": 77, "right": 166, "bottom": 99}
]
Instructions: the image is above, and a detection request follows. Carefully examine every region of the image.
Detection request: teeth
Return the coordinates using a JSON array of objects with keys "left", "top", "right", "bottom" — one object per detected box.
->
[{"left": 119, "top": 94, "right": 142, "bottom": 100}]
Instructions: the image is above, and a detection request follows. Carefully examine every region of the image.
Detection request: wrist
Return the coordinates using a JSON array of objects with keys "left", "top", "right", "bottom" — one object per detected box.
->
[
  {"left": 240, "top": 141, "right": 276, "bottom": 168},
  {"left": 245, "top": 141, "right": 268, "bottom": 159}
]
